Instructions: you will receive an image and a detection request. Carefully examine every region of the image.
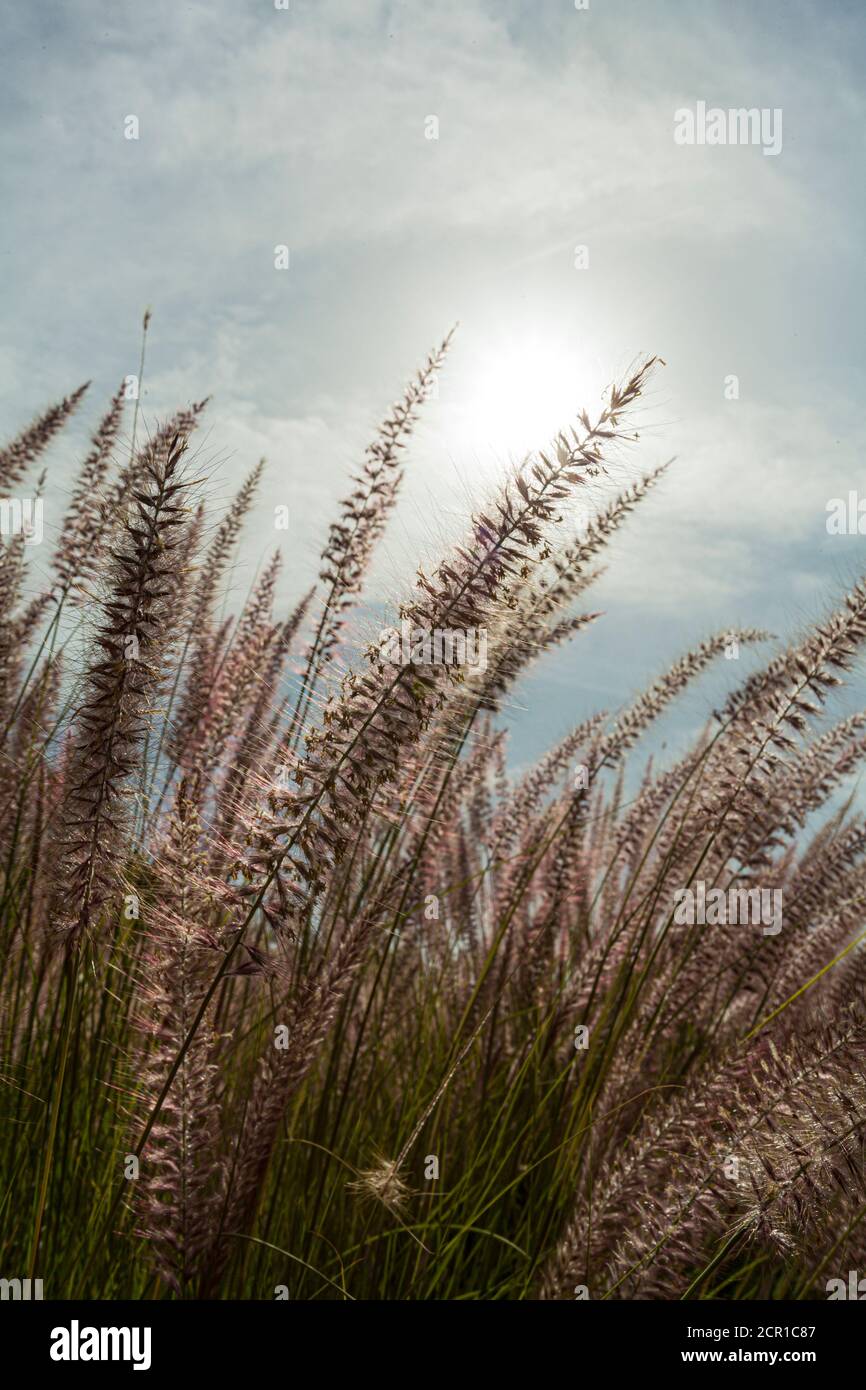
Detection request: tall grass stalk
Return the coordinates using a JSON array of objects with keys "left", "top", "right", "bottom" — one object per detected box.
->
[{"left": 2, "top": 343, "right": 866, "bottom": 1301}]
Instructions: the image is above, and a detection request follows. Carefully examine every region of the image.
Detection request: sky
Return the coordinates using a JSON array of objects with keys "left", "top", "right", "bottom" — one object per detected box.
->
[{"left": 2, "top": 0, "right": 865, "bottom": 772}]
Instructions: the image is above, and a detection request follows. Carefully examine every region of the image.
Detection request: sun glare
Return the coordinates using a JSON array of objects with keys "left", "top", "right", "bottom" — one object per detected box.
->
[{"left": 454, "top": 335, "right": 605, "bottom": 464}]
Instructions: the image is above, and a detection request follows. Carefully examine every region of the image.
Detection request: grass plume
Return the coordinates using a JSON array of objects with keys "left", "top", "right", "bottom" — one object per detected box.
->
[{"left": 2, "top": 342, "right": 866, "bottom": 1302}]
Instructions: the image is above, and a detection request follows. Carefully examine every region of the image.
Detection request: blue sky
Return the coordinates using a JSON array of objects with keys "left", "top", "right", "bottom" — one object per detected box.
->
[{"left": 2, "top": 0, "right": 865, "bottom": 770}]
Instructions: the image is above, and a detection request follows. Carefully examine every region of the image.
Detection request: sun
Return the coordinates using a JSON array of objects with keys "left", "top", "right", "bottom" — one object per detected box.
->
[{"left": 454, "top": 334, "right": 604, "bottom": 463}]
